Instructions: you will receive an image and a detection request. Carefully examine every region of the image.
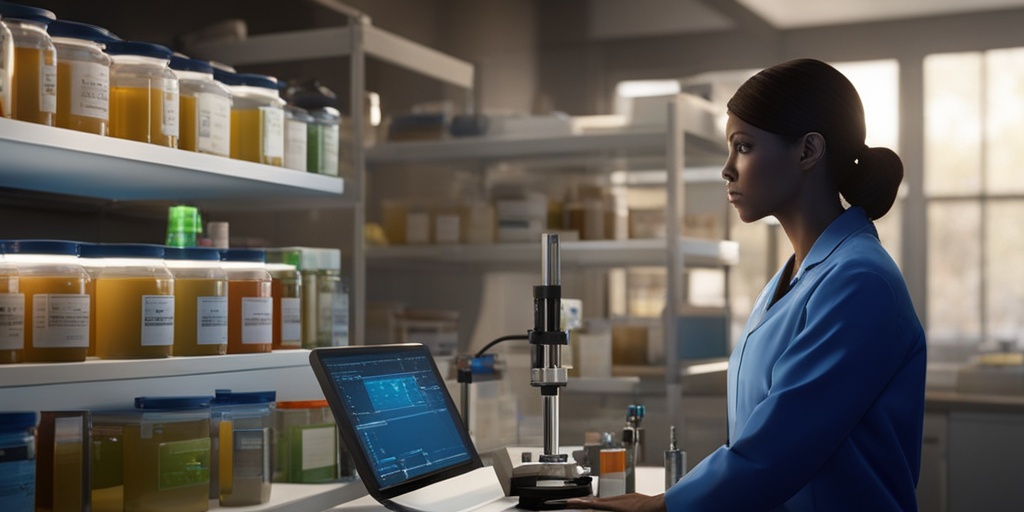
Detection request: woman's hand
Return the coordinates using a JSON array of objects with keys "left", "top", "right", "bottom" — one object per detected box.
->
[{"left": 565, "top": 493, "right": 667, "bottom": 512}]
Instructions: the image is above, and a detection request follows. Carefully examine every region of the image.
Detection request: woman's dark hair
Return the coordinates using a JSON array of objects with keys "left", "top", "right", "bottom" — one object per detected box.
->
[{"left": 726, "top": 59, "right": 903, "bottom": 219}]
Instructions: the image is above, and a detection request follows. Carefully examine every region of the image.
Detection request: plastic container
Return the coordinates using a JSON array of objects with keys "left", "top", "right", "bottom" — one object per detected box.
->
[
  {"left": 88, "top": 244, "right": 175, "bottom": 360},
  {"left": 2, "top": 240, "right": 89, "bottom": 362},
  {"left": 0, "top": 2, "right": 55, "bottom": 124},
  {"left": 164, "top": 247, "right": 227, "bottom": 357},
  {"left": 0, "top": 14, "right": 14, "bottom": 118},
  {"left": 165, "top": 205, "right": 201, "bottom": 248},
  {"left": 0, "top": 251, "right": 23, "bottom": 363},
  {"left": 220, "top": 248, "right": 272, "bottom": 354},
  {"left": 106, "top": 40, "right": 178, "bottom": 147},
  {"left": 315, "top": 250, "right": 347, "bottom": 347},
  {"left": 288, "top": 80, "right": 340, "bottom": 176},
  {"left": 216, "top": 70, "right": 284, "bottom": 166},
  {"left": 210, "top": 390, "right": 275, "bottom": 506},
  {"left": 0, "top": 411, "right": 38, "bottom": 512},
  {"left": 273, "top": 400, "right": 341, "bottom": 483},
  {"left": 171, "top": 55, "right": 230, "bottom": 157},
  {"left": 48, "top": 20, "right": 117, "bottom": 135},
  {"left": 266, "top": 258, "right": 302, "bottom": 350},
  {"left": 92, "top": 396, "right": 212, "bottom": 512},
  {"left": 36, "top": 411, "right": 91, "bottom": 512},
  {"left": 283, "top": 104, "right": 311, "bottom": 171}
]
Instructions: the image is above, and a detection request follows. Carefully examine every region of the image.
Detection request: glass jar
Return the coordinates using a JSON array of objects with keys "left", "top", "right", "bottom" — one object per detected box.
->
[
  {"left": 0, "top": 14, "right": 14, "bottom": 118},
  {"left": 273, "top": 400, "right": 342, "bottom": 483},
  {"left": 91, "top": 244, "right": 175, "bottom": 360},
  {"left": 216, "top": 70, "right": 284, "bottom": 166},
  {"left": 0, "top": 411, "right": 38, "bottom": 512},
  {"left": 0, "top": 2, "right": 56, "bottom": 125},
  {"left": 210, "top": 390, "right": 275, "bottom": 506},
  {"left": 283, "top": 104, "right": 311, "bottom": 171},
  {"left": 315, "top": 249, "right": 347, "bottom": 347},
  {"left": 164, "top": 247, "right": 227, "bottom": 357},
  {"left": 47, "top": 20, "right": 116, "bottom": 135},
  {"left": 36, "top": 411, "right": 91, "bottom": 512},
  {"left": 266, "top": 260, "right": 302, "bottom": 350},
  {"left": 0, "top": 251, "right": 24, "bottom": 364},
  {"left": 92, "top": 396, "right": 212, "bottom": 512},
  {"left": 106, "top": 41, "right": 178, "bottom": 147},
  {"left": 170, "top": 55, "right": 230, "bottom": 157},
  {"left": 220, "top": 248, "right": 272, "bottom": 354},
  {"left": 77, "top": 243, "right": 103, "bottom": 357},
  {"left": 287, "top": 80, "right": 340, "bottom": 176},
  {"left": 2, "top": 240, "right": 88, "bottom": 362}
]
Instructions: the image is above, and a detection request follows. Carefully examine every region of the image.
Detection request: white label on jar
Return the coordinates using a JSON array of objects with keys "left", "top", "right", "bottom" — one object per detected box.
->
[
  {"left": 284, "top": 118, "right": 308, "bottom": 171},
  {"left": 32, "top": 294, "right": 89, "bottom": 348},
  {"left": 322, "top": 123, "right": 340, "bottom": 176},
  {"left": 332, "top": 291, "right": 348, "bottom": 346},
  {"left": 141, "top": 295, "right": 174, "bottom": 346},
  {"left": 162, "top": 80, "right": 179, "bottom": 137},
  {"left": 317, "top": 291, "right": 334, "bottom": 338},
  {"left": 280, "top": 297, "right": 301, "bottom": 346},
  {"left": 300, "top": 426, "right": 337, "bottom": 471},
  {"left": 0, "top": 294, "right": 25, "bottom": 350},
  {"left": 241, "top": 297, "right": 272, "bottom": 344},
  {"left": 434, "top": 214, "right": 461, "bottom": 244},
  {"left": 70, "top": 61, "right": 109, "bottom": 120},
  {"left": 260, "top": 106, "right": 285, "bottom": 160},
  {"left": 197, "top": 92, "right": 231, "bottom": 156},
  {"left": 40, "top": 58, "right": 57, "bottom": 113},
  {"left": 197, "top": 296, "right": 228, "bottom": 345}
]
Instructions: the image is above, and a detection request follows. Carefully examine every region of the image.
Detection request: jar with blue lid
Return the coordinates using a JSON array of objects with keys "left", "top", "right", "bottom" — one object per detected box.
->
[
  {"left": 215, "top": 70, "right": 284, "bottom": 166},
  {"left": 220, "top": 248, "right": 272, "bottom": 354},
  {"left": 164, "top": 246, "right": 227, "bottom": 357},
  {"left": 210, "top": 389, "right": 276, "bottom": 505},
  {"left": 47, "top": 19, "right": 118, "bottom": 135},
  {"left": 171, "top": 54, "right": 231, "bottom": 157},
  {"left": 92, "top": 396, "right": 212, "bottom": 512},
  {"left": 86, "top": 243, "right": 175, "bottom": 360},
  {"left": 2, "top": 240, "right": 88, "bottom": 362},
  {"left": 106, "top": 40, "right": 178, "bottom": 147},
  {"left": 0, "top": 411, "right": 38, "bottom": 512},
  {"left": 0, "top": 2, "right": 56, "bottom": 125},
  {"left": 287, "top": 80, "right": 341, "bottom": 176}
]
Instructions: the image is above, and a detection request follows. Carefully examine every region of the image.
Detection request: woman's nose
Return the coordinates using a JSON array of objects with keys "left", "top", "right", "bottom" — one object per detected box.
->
[{"left": 721, "top": 162, "right": 736, "bottom": 183}]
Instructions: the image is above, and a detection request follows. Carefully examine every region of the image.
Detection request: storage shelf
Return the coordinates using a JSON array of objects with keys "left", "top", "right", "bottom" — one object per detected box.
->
[
  {"left": 0, "top": 350, "right": 325, "bottom": 411},
  {"left": 210, "top": 482, "right": 367, "bottom": 512},
  {"left": 366, "top": 238, "right": 739, "bottom": 268},
  {"left": 0, "top": 118, "right": 344, "bottom": 202}
]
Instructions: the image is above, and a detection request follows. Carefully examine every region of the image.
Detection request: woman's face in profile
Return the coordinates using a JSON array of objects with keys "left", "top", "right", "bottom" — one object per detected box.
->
[{"left": 722, "top": 114, "right": 803, "bottom": 223}]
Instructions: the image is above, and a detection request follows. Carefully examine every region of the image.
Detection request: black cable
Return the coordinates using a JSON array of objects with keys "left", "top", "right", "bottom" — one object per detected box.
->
[{"left": 474, "top": 334, "right": 529, "bottom": 358}]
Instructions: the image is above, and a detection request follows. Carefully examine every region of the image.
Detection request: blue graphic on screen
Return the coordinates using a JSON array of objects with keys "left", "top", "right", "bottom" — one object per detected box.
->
[{"left": 323, "top": 351, "right": 472, "bottom": 489}]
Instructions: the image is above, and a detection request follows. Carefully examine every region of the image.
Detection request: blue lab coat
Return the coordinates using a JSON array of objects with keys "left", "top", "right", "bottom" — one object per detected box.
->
[{"left": 664, "top": 207, "right": 926, "bottom": 511}]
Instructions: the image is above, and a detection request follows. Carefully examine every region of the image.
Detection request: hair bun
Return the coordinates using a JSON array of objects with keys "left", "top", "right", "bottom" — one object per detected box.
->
[{"left": 841, "top": 146, "right": 904, "bottom": 220}]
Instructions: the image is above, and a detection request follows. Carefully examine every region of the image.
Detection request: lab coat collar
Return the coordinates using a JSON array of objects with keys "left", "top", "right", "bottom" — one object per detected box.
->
[{"left": 791, "top": 206, "right": 876, "bottom": 282}]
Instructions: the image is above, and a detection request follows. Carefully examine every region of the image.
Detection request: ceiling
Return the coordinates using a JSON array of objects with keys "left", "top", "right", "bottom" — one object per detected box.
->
[{"left": 588, "top": 0, "right": 1024, "bottom": 39}]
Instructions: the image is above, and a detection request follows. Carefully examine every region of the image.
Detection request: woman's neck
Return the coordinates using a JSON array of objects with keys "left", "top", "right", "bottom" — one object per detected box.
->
[{"left": 777, "top": 201, "right": 845, "bottom": 270}]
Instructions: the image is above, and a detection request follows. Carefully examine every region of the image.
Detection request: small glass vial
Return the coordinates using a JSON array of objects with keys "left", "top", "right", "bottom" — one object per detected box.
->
[
  {"left": 171, "top": 54, "right": 231, "bottom": 157},
  {"left": 0, "top": 14, "right": 15, "bottom": 118},
  {"left": 91, "top": 244, "right": 175, "bottom": 359},
  {"left": 3, "top": 240, "right": 89, "bottom": 362},
  {"left": 266, "top": 258, "right": 302, "bottom": 350},
  {"left": 0, "top": 412, "right": 38, "bottom": 512},
  {"left": 0, "top": 2, "right": 56, "bottom": 125},
  {"left": 164, "top": 247, "right": 228, "bottom": 357},
  {"left": 106, "top": 40, "right": 178, "bottom": 147},
  {"left": 288, "top": 81, "right": 340, "bottom": 176},
  {"left": 47, "top": 20, "right": 116, "bottom": 135},
  {"left": 210, "top": 390, "right": 275, "bottom": 506},
  {"left": 0, "top": 251, "right": 24, "bottom": 364},
  {"left": 220, "top": 248, "right": 272, "bottom": 354},
  {"left": 283, "top": 104, "right": 311, "bottom": 171},
  {"left": 217, "top": 70, "right": 284, "bottom": 166}
]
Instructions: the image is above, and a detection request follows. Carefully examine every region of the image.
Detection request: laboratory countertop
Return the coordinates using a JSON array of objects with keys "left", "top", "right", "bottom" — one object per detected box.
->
[
  {"left": 924, "top": 390, "right": 1024, "bottom": 414},
  {"left": 326, "top": 466, "right": 666, "bottom": 511}
]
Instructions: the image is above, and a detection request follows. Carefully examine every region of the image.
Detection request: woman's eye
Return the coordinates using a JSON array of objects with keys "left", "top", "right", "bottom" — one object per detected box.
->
[{"left": 734, "top": 142, "right": 751, "bottom": 153}]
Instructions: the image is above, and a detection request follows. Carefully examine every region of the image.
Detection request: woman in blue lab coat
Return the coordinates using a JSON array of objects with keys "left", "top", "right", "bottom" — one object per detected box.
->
[{"left": 569, "top": 59, "right": 927, "bottom": 511}]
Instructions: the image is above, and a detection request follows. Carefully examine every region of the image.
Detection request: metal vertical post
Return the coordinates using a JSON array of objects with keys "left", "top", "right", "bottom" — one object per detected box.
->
[
  {"left": 664, "top": 96, "right": 686, "bottom": 432},
  {"left": 349, "top": 15, "right": 367, "bottom": 344}
]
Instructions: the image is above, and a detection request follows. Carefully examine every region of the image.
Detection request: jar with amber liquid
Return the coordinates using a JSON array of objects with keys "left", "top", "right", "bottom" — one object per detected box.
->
[
  {"left": 92, "top": 244, "right": 175, "bottom": 359},
  {"left": 220, "top": 248, "right": 272, "bottom": 354},
  {"left": 47, "top": 20, "right": 117, "bottom": 135},
  {"left": 2, "top": 240, "right": 88, "bottom": 362},
  {"left": 0, "top": 14, "right": 14, "bottom": 118},
  {"left": 0, "top": 252, "right": 24, "bottom": 364},
  {"left": 215, "top": 70, "right": 284, "bottom": 166},
  {"left": 0, "top": 2, "right": 56, "bottom": 124},
  {"left": 170, "top": 55, "right": 230, "bottom": 157},
  {"left": 164, "top": 247, "right": 227, "bottom": 356},
  {"left": 106, "top": 41, "right": 178, "bottom": 147}
]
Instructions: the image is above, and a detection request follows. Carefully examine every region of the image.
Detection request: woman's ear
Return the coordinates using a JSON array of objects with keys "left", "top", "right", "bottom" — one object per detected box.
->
[{"left": 799, "top": 132, "right": 826, "bottom": 170}]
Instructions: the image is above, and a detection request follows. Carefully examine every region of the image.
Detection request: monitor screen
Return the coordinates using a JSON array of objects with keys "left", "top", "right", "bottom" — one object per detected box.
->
[{"left": 315, "top": 346, "right": 474, "bottom": 490}]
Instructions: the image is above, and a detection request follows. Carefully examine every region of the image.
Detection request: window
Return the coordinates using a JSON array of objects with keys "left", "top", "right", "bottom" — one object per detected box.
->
[{"left": 925, "top": 49, "right": 1024, "bottom": 347}]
